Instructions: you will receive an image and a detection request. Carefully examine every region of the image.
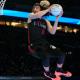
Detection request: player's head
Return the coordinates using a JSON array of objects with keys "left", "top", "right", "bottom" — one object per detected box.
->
[{"left": 32, "top": 3, "right": 42, "bottom": 13}]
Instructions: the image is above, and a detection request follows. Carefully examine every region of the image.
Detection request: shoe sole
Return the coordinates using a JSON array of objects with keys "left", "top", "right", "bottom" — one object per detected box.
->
[
  {"left": 55, "top": 71, "right": 72, "bottom": 77},
  {"left": 44, "top": 72, "right": 61, "bottom": 80}
]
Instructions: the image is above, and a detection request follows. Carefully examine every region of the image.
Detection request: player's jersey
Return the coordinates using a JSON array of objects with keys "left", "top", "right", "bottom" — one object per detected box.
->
[{"left": 28, "top": 18, "right": 49, "bottom": 46}]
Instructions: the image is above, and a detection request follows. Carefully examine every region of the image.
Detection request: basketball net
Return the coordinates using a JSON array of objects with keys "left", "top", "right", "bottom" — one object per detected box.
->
[{"left": 0, "top": 0, "right": 6, "bottom": 15}]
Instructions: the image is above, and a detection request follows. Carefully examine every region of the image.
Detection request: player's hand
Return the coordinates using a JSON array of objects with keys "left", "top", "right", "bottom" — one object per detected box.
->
[
  {"left": 48, "top": 4, "right": 54, "bottom": 11},
  {"left": 56, "top": 10, "right": 63, "bottom": 19}
]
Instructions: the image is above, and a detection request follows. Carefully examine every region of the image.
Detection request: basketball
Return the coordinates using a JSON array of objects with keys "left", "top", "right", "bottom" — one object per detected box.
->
[{"left": 50, "top": 4, "right": 63, "bottom": 16}]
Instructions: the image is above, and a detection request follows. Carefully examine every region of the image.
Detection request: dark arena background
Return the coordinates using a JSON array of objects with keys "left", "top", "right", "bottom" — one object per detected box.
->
[{"left": 0, "top": 0, "right": 80, "bottom": 80}]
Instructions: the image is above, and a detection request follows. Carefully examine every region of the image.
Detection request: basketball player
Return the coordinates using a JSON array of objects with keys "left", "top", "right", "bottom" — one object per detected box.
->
[{"left": 26, "top": 3, "right": 72, "bottom": 79}]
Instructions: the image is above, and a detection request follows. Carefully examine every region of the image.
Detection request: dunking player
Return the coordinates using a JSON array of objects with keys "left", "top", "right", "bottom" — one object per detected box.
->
[{"left": 26, "top": 3, "right": 72, "bottom": 80}]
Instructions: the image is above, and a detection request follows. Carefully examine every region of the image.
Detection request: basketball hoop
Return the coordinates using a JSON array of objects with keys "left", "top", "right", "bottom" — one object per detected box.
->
[{"left": 0, "top": 0, "right": 6, "bottom": 15}]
